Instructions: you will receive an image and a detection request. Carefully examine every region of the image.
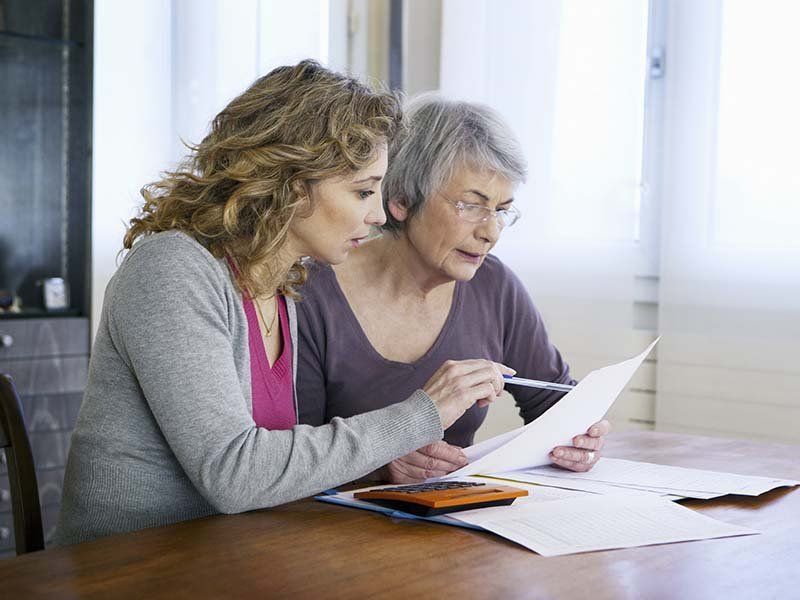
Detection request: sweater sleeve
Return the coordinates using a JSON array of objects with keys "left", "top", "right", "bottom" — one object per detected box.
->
[
  {"left": 497, "top": 261, "right": 577, "bottom": 424},
  {"left": 108, "top": 234, "right": 442, "bottom": 514}
]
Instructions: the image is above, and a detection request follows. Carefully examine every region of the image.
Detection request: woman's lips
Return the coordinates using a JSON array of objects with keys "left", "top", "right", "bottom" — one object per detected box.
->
[
  {"left": 349, "top": 235, "right": 369, "bottom": 249},
  {"left": 456, "top": 249, "right": 483, "bottom": 264}
]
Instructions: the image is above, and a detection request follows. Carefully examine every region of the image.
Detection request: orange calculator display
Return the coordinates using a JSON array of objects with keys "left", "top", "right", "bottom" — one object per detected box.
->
[{"left": 354, "top": 480, "right": 528, "bottom": 516}]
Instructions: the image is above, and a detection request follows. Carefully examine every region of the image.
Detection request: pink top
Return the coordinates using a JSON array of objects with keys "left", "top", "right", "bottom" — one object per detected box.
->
[{"left": 242, "top": 294, "right": 296, "bottom": 430}]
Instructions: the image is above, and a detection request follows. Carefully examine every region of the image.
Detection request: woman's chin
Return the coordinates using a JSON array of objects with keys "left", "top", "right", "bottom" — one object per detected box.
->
[
  {"left": 454, "top": 268, "right": 481, "bottom": 282},
  {"left": 443, "top": 260, "right": 483, "bottom": 282},
  {"left": 313, "top": 248, "right": 350, "bottom": 266}
]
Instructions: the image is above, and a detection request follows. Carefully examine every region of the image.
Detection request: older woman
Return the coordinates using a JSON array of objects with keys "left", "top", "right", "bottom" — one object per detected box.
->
[{"left": 296, "top": 95, "right": 610, "bottom": 483}]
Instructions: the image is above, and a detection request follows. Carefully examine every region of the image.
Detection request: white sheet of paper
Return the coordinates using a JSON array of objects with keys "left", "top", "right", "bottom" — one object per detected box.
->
[
  {"left": 522, "top": 458, "right": 800, "bottom": 496},
  {"left": 318, "top": 477, "right": 590, "bottom": 529},
  {"left": 476, "top": 479, "right": 591, "bottom": 504},
  {"left": 442, "top": 338, "right": 660, "bottom": 480},
  {"left": 463, "top": 425, "right": 527, "bottom": 462},
  {"left": 484, "top": 470, "right": 681, "bottom": 498},
  {"left": 450, "top": 492, "right": 759, "bottom": 557}
]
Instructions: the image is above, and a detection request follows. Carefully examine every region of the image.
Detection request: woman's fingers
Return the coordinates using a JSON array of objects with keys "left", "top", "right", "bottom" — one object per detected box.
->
[
  {"left": 457, "top": 361, "right": 513, "bottom": 397},
  {"left": 385, "top": 442, "right": 469, "bottom": 483},
  {"left": 495, "top": 362, "right": 516, "bottom": 376},
  {"left": 549, "top": 452, "right": 595, "bottom": 473},
  {"left": 568, "top": 420, "right": 610, "bottom": 454},
  {"left": 571, "top": 433, "right": 605, "bottom": 451},
  {"left": 430, "top": 359, "right": 513, "bottom": 396},
  {"left": 553, "top": 420, "right": 610, "bottom": 472},
  {"left": 424, "top": 359, "right": 515, "bottom": 429},
  {"left": 551, "top": 446, "right": 599, "bottom": 465},
  {"left": 587, "top": 419, "right": 612, "bottom": 437},
  {"left": 419, "top": 441, "right": 468, "bottom": 466},
  {"left": 457, "top": 368, "right": 504, "bottom": 397},
  {"left": 434, "top": 359, "right": 515, "bottom": 379},
  {"left": 403, "top": 446, "right": 466, "bottom": 473}
]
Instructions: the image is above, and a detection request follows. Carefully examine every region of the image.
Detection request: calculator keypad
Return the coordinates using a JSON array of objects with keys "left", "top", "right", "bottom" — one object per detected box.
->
[{"left": 379, "top": 481, "right": 487, "bottom": 494}]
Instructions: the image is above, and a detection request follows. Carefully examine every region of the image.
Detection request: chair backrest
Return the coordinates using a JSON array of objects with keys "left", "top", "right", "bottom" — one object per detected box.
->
[{"left": 0, "top": 373, "right": 44, "bottom": 554}]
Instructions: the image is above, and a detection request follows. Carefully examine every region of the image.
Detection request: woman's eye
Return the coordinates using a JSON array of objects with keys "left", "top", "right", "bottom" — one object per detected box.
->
[{"left": 358, "top": 190, "right": 375, "bottom": 200}]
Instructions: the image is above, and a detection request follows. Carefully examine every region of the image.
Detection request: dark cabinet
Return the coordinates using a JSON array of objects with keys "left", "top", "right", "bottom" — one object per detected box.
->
[
  {"left": 0, "top": 317, "right": 88, "bottom": 557},
  {"left": 0, "top": 0, "right": 92, "bottom": 558},
  {"left": 0, "top": 0, "right": 92, "bottom": 317}
]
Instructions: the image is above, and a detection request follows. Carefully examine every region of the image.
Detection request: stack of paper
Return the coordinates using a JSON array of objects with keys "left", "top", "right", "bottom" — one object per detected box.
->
[
  {"left": 490, "top": 458, "right": 800, "bottom": 500},
  {"left": 316, "top": 476, "right": 588, "bottom": 530},
  {"left": 317, "top": 340, "right": 797, "bottom": 556},
  {"left": 316, "top": 478, "right": 760, "bottom": 557},
  {"left": 448, "top": 492, "right": 758, "bottom": 557}
]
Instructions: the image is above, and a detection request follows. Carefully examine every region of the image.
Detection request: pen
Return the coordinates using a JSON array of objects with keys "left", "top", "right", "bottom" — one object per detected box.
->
[{"left": 502, "top": 375, "right": 574, "bottom": 392}]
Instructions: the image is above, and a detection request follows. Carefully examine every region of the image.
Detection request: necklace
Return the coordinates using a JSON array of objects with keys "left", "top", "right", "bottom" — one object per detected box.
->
[
  {"left": 254, "top": 295, "right": 278, "bottom": 337},
  {"left": 225, "top": 254, "right": 279, "bottom": 337}
]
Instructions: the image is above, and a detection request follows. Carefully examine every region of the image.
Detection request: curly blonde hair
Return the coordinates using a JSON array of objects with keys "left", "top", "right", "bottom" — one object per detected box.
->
[{"left": 124, "top": 60, "right": 402, "bottom": 298}]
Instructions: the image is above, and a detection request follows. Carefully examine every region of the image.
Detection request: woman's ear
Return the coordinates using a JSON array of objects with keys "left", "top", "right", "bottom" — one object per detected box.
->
[
  {"left": 387, "top": 196, "right": 409, "bottom": 222},
  {"left": 292, "top": 180, "right": 313, "bottom": 214}
]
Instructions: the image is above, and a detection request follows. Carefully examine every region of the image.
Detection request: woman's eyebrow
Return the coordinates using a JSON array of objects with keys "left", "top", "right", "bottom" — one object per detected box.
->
[
  {"left": 352, "top": 175, "right": 383, "bottom": 185},
  {"left": 465, "top": 189, "right": 491, "bottom": 202},
  {"left": 465, "top": 189, "right": 514, "bottom": 205}
]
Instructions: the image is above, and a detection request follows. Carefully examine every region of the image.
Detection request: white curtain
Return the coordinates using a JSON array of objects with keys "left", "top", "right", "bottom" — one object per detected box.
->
[
  {"left": 171, "top": 0, "right": 330, "bottom": 163},
  {"left": 656, "top": 0, "right": 800, "bottom": 442},
  {"left": 92, "top": 0, "right": 330, "bottom": 336},
  {"left": 440, "top": 0, "right": 648, "bottom": 380}
]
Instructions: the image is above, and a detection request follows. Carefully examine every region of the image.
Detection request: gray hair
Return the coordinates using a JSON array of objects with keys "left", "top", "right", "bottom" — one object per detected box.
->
[{"left": 381, "top": 93, "right": 527, "bottom": 234}]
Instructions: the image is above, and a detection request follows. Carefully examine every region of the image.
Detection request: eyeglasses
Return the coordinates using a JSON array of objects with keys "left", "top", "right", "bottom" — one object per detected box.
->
[{"left": 442, "top": 195, "right": 522, "bottom": 229}]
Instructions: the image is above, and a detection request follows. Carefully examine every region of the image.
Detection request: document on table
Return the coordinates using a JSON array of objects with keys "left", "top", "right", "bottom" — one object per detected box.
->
[
  {"left": 495, "top": 458, "right": 800, "bottom": 499},
  {"left": 484, "top": 471, "right": 695, "bottom": 499},
  {"left": 435, "top": 338, "right": 659, "bottom": 481},
  {"left": 450, "top": 492, "right": 759, "bottom": 557},
  {"left": 315, "top": 477, "right": 590, "bottom": 531}
]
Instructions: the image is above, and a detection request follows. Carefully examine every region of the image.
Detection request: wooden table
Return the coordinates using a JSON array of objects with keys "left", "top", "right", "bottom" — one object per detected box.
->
[{"left": 1, "top": 431, "right": 798, "bottom": 599}]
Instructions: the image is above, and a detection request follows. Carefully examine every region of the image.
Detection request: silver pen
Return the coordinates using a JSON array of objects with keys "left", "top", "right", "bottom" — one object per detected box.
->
[{"left": 502, "top": 375, "right": 574, "bottom": 392}]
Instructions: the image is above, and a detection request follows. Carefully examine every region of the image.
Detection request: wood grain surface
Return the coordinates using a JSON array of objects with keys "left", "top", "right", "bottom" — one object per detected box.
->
[{"left": 1, "top": 430, "right": 798, "bottom": 599}]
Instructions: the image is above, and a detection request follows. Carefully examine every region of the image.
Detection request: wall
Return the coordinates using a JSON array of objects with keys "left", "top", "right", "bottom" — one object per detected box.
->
[
  {"left": 91, "top": 1, "right": 173, "bottom": 334},
  {"left": 91, "top": 0, "right": 328, "bottom": 338}
]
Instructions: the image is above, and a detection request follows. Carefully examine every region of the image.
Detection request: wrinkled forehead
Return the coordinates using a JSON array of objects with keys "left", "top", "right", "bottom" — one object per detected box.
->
[{"left": 436, "top": 161, "right": 518, "bottom": 200}]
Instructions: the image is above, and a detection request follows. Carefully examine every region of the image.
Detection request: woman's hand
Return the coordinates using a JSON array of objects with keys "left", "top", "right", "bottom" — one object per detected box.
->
[
  {"left": 549, "top": 419, "right": 611, "bottom": 472},
  {"left": 379, "top": 441, "right": 468, "bottom": 483},
  {"left": 423, "top": 359, "right": 514, "bottom": 430}
]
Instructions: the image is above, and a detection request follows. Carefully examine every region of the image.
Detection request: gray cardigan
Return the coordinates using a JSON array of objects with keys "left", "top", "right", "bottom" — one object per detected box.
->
[{"left": 55, "top": 231, "right": 442, "bottom": 545}]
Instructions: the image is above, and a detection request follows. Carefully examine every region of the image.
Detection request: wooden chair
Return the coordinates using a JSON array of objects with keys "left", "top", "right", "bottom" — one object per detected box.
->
[{"left": 0, "top": 373, "right": 44, "bottom": 554}]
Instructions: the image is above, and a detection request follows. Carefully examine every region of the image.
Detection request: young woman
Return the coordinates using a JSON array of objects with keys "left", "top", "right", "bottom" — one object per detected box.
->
[{"left": 55, "top": 62, "right": 510, "bottom": 545}]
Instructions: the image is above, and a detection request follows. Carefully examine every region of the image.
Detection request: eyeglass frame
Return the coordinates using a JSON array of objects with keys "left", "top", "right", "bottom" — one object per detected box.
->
[{"left": 439, "top": 192, "right": 522, "bottom": 229}]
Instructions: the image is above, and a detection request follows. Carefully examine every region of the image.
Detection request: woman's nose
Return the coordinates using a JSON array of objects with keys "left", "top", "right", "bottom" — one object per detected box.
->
[
  {"left": 368, "top": 195, "right": 387, "bottom": 227},
  {"left": 476, "top": 214, "right": 502, "bottom": 242}
]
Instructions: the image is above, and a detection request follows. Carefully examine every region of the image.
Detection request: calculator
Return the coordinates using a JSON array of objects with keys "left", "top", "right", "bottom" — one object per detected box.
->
[{"left": 354, "top": 480, "right": 528, "bottom": 517}]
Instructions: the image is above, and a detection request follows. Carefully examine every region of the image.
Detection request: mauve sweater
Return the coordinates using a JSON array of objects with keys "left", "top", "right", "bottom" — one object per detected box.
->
[
  {"left": 296, "top": 255, "right": 575, "bottom": 447},
  {"left": 55, "top": 231, "right": 442, "bottom": 545}
]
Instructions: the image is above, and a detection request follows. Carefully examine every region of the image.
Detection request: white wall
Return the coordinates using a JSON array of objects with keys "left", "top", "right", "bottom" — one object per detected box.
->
[
  {"left": 259, "top": 0, "right": 329, "bottom": 72},
  {"left": 403, "top": 0, "right": 441, "bottom": 95},
  {"left": 91, "top": 1, "right": 173, "bottom": 334},
  {"left": 91, "top": 0, "right": 330, "bottom": 338}
]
